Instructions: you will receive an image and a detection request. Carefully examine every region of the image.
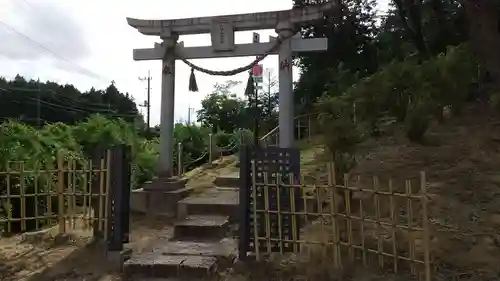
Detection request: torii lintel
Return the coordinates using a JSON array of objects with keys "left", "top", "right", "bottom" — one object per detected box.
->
[{"left": 126, "top": 1, "right": 336, "bottom": 36}]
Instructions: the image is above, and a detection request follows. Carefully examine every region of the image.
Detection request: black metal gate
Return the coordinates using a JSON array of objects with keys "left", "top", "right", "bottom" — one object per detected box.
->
[
  {"left": 238, "top": 145, "right": 302, "bottom": 260},
  {"left": 92, "top": 144, "right": 132, "bottom": 252}
]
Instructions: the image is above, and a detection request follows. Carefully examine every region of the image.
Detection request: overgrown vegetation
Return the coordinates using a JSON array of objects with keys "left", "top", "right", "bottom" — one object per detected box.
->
[
  {"left": 287, "top": 1, "right": 500, "bottom": 279},
  {"left": 315, "top": 45, "right": 479, "bottom": 180},
  {"left": 0, "top": 114, "right": 252, "bottom": 234},
  {"left": 290, "top": 0, "right": 497, "bottom": 180}
]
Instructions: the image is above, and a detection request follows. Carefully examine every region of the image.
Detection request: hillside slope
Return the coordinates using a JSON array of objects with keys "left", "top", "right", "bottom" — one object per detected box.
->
[{"left": 351, "top": 103, "right": 500, "bottom": 279}]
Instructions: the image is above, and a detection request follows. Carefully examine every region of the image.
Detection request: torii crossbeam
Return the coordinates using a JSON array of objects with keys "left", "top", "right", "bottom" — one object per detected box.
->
[{"left": 127, "top": 2, "right": 334, "bottom": 179}]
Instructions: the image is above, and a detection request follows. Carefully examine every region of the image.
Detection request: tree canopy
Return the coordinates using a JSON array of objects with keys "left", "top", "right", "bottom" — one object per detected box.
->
[{"left": 0, "top": 75, "right": 142, "bottom": 128}]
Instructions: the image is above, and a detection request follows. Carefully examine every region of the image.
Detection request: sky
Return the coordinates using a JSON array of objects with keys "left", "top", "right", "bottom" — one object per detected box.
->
[{"left": 0, "top": 0, "right": 390, "bottom": 126}]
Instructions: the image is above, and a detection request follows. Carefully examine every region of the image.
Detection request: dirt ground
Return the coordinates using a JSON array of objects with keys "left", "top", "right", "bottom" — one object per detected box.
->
[
  {"left": 347, "top": 104, "right": 500, "bottom": 280},
  {"left": 0, "top": 214, "right": 173, "bottom": 281},
  {"left": 0, "top": 156, "right": 239, "bottom": 281},
  {"left": 227, "top": 103, "right": 500, "bottom": 281},
  {"left": 4, "top": 104, "right": 500, "bottom": 281},
  {"left": 309, "top": 103, "right": 500, "bottom": 281},
  {"left": 184, "top": 154, "right": 239, "bottom": 191}
]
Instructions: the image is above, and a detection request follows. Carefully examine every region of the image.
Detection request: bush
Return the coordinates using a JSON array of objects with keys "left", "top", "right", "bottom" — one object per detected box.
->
[
  {"left": 320, "top": 45, "right": 478, "bottom": 144},
  {"left": 0, "top": 116, "right": 250, "bottom": 233},
  {"left": 316, "top": 95, "right": 365, "bottom": 178},
  {"left": 405, "top": 98, "right": 435, "bottom": 142},
  {"left": 213, "top": 131, "right": 234, "bottom": 149},
  {"left": 312, "top": 44, "right": 479, "bottom": 178}
]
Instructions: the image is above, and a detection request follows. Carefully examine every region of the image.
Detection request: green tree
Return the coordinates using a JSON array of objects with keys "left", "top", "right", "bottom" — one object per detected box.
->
[
  {"left": 197, "top": 80, "right": 247, "bottom": 133},
  {"left": 293, "top": 0, "right": 379, "bottom": 109},
  {"left": 0, "top": 75, "right": 142, "bottom": 127}
]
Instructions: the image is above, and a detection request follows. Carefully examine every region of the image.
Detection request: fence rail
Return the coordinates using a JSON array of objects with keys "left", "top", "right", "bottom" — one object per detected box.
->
[
  {"left": 243, "top": 159, "right": 431, "bottom": 281},
  {"left": 0, "top": 152, "right": 111, "bottom": 238},
  {"left": 175, "top": 132, "right": 243, "bottom": 177},
  {"left": 0, "top": 146, "right": 131, "bottom": 252},
  {"left": 259, "top": 113, "right": 317, "bottom": 147},
  {"left": 174, "top": 114, "right": 318, "bottom": 177}
]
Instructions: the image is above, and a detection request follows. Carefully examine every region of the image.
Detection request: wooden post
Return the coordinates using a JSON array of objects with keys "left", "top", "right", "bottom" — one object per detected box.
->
[
  {"left": 307, "top": 115, "right": 312, "bottom": 142},
  {"left": 177, "top": 142, "right": 183, "bottom": 178},
  {"left": 208, "top": 133, "right": 213, "bottom": 163},
  {"left": 56, "top": 153, "right": 66, "bottom": 234},
  {"left": 91, "top": 147, "right": 105, "bottom": 239},
  {"left": 421, "top": 172, "right": 431, "bottom": 281}
]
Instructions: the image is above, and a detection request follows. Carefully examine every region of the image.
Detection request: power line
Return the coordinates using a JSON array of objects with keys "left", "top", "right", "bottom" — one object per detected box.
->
[
  {"left": 0, "top": 19, "right": 110, "bottom": 82},
  {"left": 0, "top": 88, "right": 139, "bottom": 118},
  {"left": 6, "top": 85, "right": 131, "bottom": 109},
  {"left": 2, "top": 86, "right": 138, "bottom": 114}
]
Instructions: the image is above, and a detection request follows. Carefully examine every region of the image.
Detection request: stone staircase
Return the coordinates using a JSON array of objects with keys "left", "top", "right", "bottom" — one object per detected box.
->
[{"left": 124, "top": 176, "right": 240, "bottom": 280}]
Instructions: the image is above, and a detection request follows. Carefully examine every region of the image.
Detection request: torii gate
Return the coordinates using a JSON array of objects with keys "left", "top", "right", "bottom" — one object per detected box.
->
[{"left": 127, "top": 2, "right": 334, "bottom": 178}]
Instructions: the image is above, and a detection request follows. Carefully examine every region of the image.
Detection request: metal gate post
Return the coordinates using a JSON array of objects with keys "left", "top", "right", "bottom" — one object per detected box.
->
[
  {"left": 121, "top": 145, "right": 132, "bottom": 244},
  {"left": 107, "top": 145, "right": 124, "bottom": 251},
  {"left": 238, "top": 145, "right": 250, "bottom": 260}
]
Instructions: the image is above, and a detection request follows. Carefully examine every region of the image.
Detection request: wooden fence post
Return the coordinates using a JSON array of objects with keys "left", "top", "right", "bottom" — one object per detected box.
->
[
  {"left": 177, "top": 142, "right": 183, "bottom": 178},
  {"left": 56, "top": 153, "right": 66, "bottom": 234},
  {"left": 208, "top": 133, "right": 213, "bottom": 164},
  {"left": 91, "top": 146, "right": 105, "bottom": 240}
]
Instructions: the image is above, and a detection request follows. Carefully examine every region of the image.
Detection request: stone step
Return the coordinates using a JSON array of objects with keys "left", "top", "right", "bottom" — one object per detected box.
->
[
  {"left": 144, "top": 177, "right": 189, "bottom": 191},
  {"left": 131, "top": 187, "right": 192, "bottom": 217},
  {"left": 213, "top": 172, "right": 239, "bottom": 188},
  {"left": 124, "top": 238, "right": 237, "bottom": 279},
  {"left": 123, "top": 254, "right": 217, "bottom": 279},
  {"left": 152, "top": 238, "right": 237, "bottom": 266},
  {"left": 177, "top": 190, "right": 238, "bottom": 222},
  {"left": 173, "top": 215, "right": 229, "bottom": 240}
]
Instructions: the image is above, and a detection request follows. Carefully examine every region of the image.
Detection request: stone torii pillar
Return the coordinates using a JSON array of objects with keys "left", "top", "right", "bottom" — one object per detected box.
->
[
  {"left": 127, "top": 1, "right": 334, "bottom": 180},
  {"left": 158, "top": 32, "right": 178, "bottom": 178},
  {"left": 276, "top": 20, "right": 295, "bottom": 148}
]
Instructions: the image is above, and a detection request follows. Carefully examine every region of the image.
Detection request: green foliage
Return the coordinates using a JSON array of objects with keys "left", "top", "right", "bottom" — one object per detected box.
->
[
  {"left": 315, "top": 45, "right": 479, "bottom": 173},
  {"left": 405, "top": 98, "right": 435, "bottom": 142},
  {"left": 0, "top": 115, "right": 247, "bottom": 234},
  {"left": 316, "top": 94, "right": 365, "bottom": 178},
  {"left": 0, "top": 76, "right": 143, "bottom": 127},
  {"left": 214, "top": 131, "right": 234, "bottom": 149},
  {"left": 197, "top": 81, "right": 248, "bottom": 133}
]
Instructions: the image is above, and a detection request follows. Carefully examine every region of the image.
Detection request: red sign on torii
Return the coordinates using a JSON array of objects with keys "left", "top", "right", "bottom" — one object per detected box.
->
[{"left": 252, "top": 64, "right": 263, "bottom": 78}]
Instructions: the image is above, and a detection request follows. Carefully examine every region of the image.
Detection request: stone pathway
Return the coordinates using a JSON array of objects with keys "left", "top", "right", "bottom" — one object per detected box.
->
[{"left": 123, "top": 183, "right": 239, "bottom": 280}]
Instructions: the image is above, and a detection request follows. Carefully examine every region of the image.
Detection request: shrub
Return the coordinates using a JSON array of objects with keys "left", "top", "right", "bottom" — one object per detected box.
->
[
  {"left": 316, "top": 95, "right": 365, "bottom": 178},
  {"left": 320, "top": 44, "right": 478, "bottom": 144},
  {"left": 0, "top": 116, "right": 251, "bottom": 233},
  {"left": 405, "top": 98, "right": 435, "bottom": 142}
]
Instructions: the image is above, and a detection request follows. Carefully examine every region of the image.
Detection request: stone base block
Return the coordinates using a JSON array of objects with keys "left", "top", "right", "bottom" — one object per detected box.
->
[
  {"left": 144, "top": 177, "right": 188, "bottom": 191},
  {"left": 177, "top": 190, "right": 239, "bottom": 222},
  {"left": 213, "top": 174, "right": 239, "bottom": 188},
  {"left": 131, "top": 187, "right": 192, "bottom": 217},
  {"left": 107, "top": 247, "right": 133, "bottom": 271},
  {"left": 173, "top": 215, "right": 229, "bottom": 240},
  {"left": 123, "top": 253, "right": 217, "bottom": 279}
]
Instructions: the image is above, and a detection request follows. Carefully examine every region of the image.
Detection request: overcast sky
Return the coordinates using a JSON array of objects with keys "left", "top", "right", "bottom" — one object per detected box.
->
[{"left": 0, "top": 0, "right": 389, "bottom": 126}]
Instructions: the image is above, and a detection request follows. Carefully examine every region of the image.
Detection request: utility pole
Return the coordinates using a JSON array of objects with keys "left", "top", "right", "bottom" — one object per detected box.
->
[
  {"left": 267, "top": 69, "right": 272, "bottom": 119},
  {"left": 138, "top": 70, "right": 152, "bottom": 132},
  {"left": 36, "top": 78, "right": 41, "bottom": 128},
  {"left": 187, "top": 106, "right": 195, "bottom": 125}
]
